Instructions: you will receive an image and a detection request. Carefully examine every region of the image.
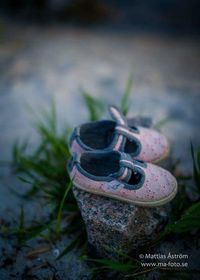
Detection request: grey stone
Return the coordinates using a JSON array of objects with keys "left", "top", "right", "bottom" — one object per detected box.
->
[{"left": 73, "top": 186, "right": 170, "bottom": 259}]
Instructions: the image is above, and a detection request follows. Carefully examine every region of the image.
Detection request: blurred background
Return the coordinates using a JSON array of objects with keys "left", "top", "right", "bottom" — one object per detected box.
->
[
  {"left": 0, "top": 0, "right": 200, "bottom": 167},
  {"left": 1, "top": 0, "right": 200, "bottom": 32}
]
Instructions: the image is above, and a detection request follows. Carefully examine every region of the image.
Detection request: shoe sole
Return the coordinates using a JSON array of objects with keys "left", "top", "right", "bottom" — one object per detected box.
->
[{"left": 73, "top": 179, "right": 178, "bottom": 207}]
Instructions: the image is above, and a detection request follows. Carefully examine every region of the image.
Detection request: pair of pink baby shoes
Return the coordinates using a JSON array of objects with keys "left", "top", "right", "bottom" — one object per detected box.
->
[{"left": 68, "top": 105, "right": 177, "bottom": 207}]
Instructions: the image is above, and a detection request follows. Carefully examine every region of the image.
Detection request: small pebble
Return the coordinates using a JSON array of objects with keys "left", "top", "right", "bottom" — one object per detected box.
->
[{"left": 52, "top": 248, "right": 60, "bottom": 258}]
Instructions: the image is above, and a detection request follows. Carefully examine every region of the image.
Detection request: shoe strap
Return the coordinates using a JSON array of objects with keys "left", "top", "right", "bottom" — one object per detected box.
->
[
  {"left": 110, "top": 153, "right": 136, "bottom": 181},
  {"left": 114, "top": 152, "right": 146, "bottom": 190},
  {"left": 119, "top": 152, "right": 146, "bottom": 169},
  {"left": 108, "top": 105, "right": 141, "bottom": 153},
  {"left": 108, "top": 105, "right": 127, "bottom": 125},
  {"left": 115, "top": 124, "right": 139, "bottom": 139}
]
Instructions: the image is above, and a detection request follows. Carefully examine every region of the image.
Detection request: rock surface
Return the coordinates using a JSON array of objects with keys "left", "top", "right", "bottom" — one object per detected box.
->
[{"left": 73, "top": 186, "right": 169, "bottom": 259}]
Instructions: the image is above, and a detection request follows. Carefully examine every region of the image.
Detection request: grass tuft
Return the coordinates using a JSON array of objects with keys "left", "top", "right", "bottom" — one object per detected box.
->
[{"left": 10, "top": 102, "right": 83, "bottom": 247}]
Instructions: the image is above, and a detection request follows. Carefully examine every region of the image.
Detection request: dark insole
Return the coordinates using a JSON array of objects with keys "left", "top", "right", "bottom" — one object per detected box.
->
[
  {"left": 80, "top": 152, "right": 120, "bottom": 177},
  {"left": 128, "top": 170, "right": 142, "bottom": 185},
  {"left": 80, "top": 151, "right": 143, "bottom": 187},
  {"left": 80, "top": 120, "right": 115, "bottom": 149},
  {"left": 124, "top": 138, "right": 139, "bottom": 154}
]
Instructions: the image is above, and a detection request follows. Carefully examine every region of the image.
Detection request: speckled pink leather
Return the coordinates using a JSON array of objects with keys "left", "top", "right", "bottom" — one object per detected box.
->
[
  {"left": 70, "top": 162, "right": 177, "bottom": 205},
  {"left": 130, "top": 126, "right": 169, "bottom": 162},
  {"left": 114, "top": 163, "right": 177, "bottom": 203}
]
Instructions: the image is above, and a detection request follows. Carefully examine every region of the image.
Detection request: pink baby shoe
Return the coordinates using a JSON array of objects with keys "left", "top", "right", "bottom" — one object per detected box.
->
[
  {"left": 69, "top": 105, "right": 169, "bottom": 163},
  {"left": 68, "top": 151, "right": 177, "bottom": 207}
]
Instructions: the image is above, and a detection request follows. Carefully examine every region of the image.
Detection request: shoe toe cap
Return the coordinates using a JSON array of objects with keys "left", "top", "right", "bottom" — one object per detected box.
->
[
  {"left": 142, "top": 163, "right": 177, "bottom": 203},
  {"left": 121, "top": 163, "right": 177, "bottom": 205},
  {"left": 137, "top": 127, "right": 170, "bottom": 162}
]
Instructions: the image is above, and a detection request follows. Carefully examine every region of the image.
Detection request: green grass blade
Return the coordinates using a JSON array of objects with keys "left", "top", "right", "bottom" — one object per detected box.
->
[
  {"left": 120, "top": 74, "right": 133, "bottom": 116},
  {"left": 164, "top": 201, "right": 200, "bottom": 234},
  {"left": 82, "top": 256, "right": 138, "bottom": 273},
  {"left": 56, "top": 181, "right": 73, "bottom": 235},
  {"left": 191, "top": 143, "right": 200, "bottom": 192}
]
